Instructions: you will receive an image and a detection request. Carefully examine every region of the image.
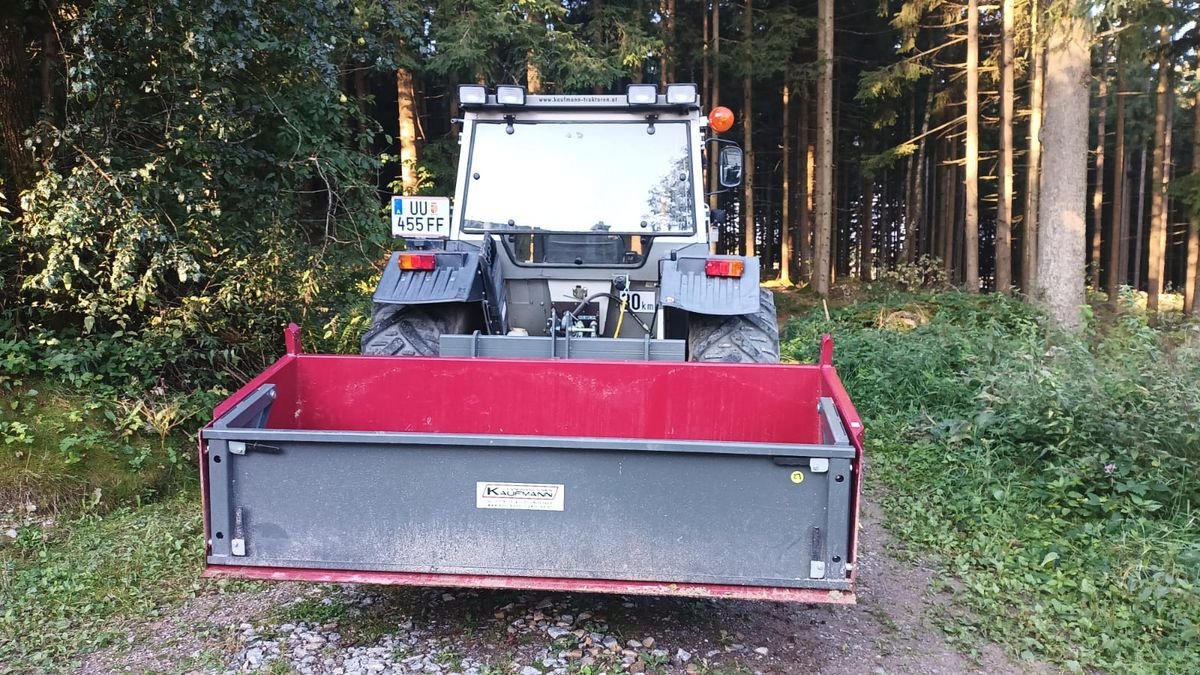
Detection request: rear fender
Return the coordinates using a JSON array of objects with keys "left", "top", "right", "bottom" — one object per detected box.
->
[
  {"left": 659, "top": 246, "right": 760, "bottom": 316},
  {"left": 372, "top": 240, "right": 486, "bottom": 306}
]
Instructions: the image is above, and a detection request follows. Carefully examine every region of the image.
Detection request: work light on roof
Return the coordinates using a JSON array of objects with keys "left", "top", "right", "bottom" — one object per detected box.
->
[
  {"left": 458, "top": 84, "right": 487, "bottom": 106},
  {"left": 665, "top": 83, "right": 698, "bottom": 105},
  {"left": 496, "top": 85, "right": 526, "bottom": 106},
  {"left": 626, "top": 84, "right": 658, "bottom": 105}
]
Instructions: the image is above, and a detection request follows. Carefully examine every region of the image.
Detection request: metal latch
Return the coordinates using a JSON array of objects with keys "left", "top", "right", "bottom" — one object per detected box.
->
[
  {"left": 809, "top": 458, "right": 830, "bottom": 473},
  {"left": 231, "top": 507, "right": 246, "bottom": 556}
]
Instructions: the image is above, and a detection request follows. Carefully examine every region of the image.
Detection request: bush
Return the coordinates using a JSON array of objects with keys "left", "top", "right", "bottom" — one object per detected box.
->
[{"left": 783, "top": 292, "right": 1200, "bottom": 671}]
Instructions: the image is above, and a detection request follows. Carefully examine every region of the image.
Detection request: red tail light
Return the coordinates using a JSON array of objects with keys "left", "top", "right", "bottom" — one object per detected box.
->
[
  {"left": 398, "top": 253, "right": 437, "bottom": 271},
  {"left": 705, "top": 259, "right": 745, "bottom": 278}
]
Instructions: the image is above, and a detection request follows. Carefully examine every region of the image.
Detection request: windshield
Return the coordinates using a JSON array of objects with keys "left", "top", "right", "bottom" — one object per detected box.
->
[{"left": 460, "top": 121, "right": 696, "bottom": 236}]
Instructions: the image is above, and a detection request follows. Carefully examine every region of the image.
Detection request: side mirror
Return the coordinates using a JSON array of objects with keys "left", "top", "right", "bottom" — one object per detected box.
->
[{"left": 719, "top": 146, "right": 744, "bottom": 189}]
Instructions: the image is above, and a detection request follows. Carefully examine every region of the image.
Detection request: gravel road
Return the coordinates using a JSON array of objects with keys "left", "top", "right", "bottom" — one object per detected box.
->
[{"left": 78, "top": 493, "right": 1050, "bottom": 675}]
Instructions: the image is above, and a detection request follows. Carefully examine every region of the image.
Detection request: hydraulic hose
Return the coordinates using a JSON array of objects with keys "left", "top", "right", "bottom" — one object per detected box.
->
[{"left": 571, "top": 292, "right": 650, "bottom": 336}]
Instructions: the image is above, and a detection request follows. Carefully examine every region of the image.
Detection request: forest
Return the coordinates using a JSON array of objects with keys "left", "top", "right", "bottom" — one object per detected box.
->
[
  {"left": 1, "top": 1, "right": 1200, "bottom": 673},
  {"left": 2, "top": 0, "right": 1200, "bottom": 350}
]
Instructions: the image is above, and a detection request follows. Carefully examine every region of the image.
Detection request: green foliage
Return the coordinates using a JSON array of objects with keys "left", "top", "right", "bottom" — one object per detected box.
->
[
  {"left": 783, "top": 293, "right": 1200, "bottom": 671},
  {"left": 12, "top": 0, "right": 389, "bottom": 375}
]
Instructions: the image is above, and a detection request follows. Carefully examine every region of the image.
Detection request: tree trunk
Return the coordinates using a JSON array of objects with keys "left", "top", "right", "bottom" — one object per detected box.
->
[
  {"left": 667, "top": 0, "right": 676, "bottom": 82},
  {"left": 944, "top": 143, "right": 958, "bottom": 275},
  {"left": 780, "top": 81, "right": 792, "bottom": 282},
  {"left": 1187, "top": 94, "right": 1200, "bottom": 315},
  {"left": 0, "top": 2, "right": 33, "bottom": 201},
  {"left": 1134, "top": 146, "right": 1147, "bottom": 289},
  {"left": 1023, "top": 0, "right": 1045, "bottom": 294},
  {"left": 1090, "top": 49, "right": 1108, "bottom": 291},
  {"left": 814, "top": 0, "right": 834, "bottom": 295},
  {"left": 1146, "top": 25, "right": 1171, "bottom": 313},
  {"left": 963, "top": 0, "right": 980, "bottom": 291},
  {"left": 1108, "top": 58, "right": 1126, "bottom": 306},
  {"left": 741, "top": 0, "right": 754, "bottom": 258},
  {"left": 397, "top": 67, "right": 421, "bottom": 195},
  {"left": 707, "top": 0, "right": 720, "bottom": 214},
  {"left": 525, "top": 10, "right": 543, "bottom": 94},
  {"left": 703, "top": 3, "right": 710, "bottom": 112},
  {"left": 996, "top": 0, "right": 1015, "bottom": 292},
  {"left": 1035, "top": 9, "right": 1091, "bottom": 329},
  {"left": 798, "top": 87, "right": 813, "bottom": 284},
  {"left": 859, "top": 172, "right": 873, "bottom": 281},
  {"left": 904, "top": 84, "right": 934, "bottom": 265}
]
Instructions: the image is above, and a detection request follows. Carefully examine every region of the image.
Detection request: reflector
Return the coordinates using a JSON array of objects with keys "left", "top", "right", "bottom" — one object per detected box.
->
[
  {"left": 398, "top": 253, "right": 437, "bottom": 271},
  {"left": 704, "top": 259, "right": 745, "bottom": 278}
]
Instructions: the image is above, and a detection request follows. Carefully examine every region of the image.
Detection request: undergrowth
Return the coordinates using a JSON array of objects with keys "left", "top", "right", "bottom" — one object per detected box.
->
[
  {"left": 0, "top": 491, "right": 216, "bottom": 669},
  {"left": 783, "top": 291, "right": 1200, "bottom": 672}
]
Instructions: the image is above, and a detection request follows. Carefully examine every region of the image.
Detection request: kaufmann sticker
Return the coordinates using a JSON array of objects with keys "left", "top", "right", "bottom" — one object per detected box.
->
[
  {"left": 476, "top": 482, "right": 565, "bottom": 511},
  {"left": 391, "top": 196, "right": 451, "bottom": 238}
]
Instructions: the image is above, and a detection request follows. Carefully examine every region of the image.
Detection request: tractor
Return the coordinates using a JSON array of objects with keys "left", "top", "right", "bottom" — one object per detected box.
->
[{"left": 360, "top": 83, "right": 778, "bottom": 364}]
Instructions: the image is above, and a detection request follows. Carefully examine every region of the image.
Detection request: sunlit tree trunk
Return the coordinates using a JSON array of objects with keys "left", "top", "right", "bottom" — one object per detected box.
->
[
  {"left": 1187, "top": 94, "right": 1200, "bottom": 315},
  {"left": 780, "top": 81, "right": 792, "bottom": 283},
  {"left": 1108, "top": 58, "right": 1126, "bottom": 306},
  {"left": 798, "top": 86, "right": 813, "bottom": 284},
  {"left": 964, "top": 0, "right": 980, "bottom": 292},
  {"left": 526, "top": 62, "right": 542, "bottom": 94},
  {"left": 1147, "top": 25, "right": 1171, "bottom": 313},
  {"left": 859, "top": 172, "right": 873, "bottom": 281},
  {"left": 397, "top": 67, "right": 421, "bottom": 195},
  {"left": 741, "top": 0, "right": 754, "bottom": 258},
  {"left": 1035, "top": 8, "right": 1090, "bottom": 329},
  {"left": 1023, "top": 0, "right": 1045, "bottom": 294},
  {"left": 813, "top": 0, "right": 834, "bottom": 295},
  {"left": 1090, "top": 47, "right": 1108, "bottom": 291},
  {"left": 996, "top": 0, "right": 1015, "bottom": 293}
]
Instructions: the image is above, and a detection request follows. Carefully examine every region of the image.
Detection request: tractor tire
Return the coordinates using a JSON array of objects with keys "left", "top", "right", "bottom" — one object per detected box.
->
[
  {"left": 687, "top": 289, "right": 780, "bottom": 363},
  {"left": 360, "top": 303, "right": 474, "bottom": 356}
]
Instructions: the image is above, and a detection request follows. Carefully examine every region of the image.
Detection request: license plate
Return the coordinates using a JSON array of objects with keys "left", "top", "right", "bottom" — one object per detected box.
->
[{"left": 391, "top": 196, "right": 451, "bottom": 238}]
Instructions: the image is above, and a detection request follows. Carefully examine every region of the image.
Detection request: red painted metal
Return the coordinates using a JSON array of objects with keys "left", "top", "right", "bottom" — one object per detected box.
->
[
  {"left": 285, "top": 323, "right": 303, "bottom": 356},
  {"left": 218, "top": 354, "right": 826, "bottom": 443},
  {"left": 203, "top": 565, "right": 856, "bottom": 604}
]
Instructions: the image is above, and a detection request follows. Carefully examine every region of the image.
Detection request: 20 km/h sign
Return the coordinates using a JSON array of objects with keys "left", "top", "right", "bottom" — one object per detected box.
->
[{"left": 391, "top": 196, "right": 451, "bottom": 238}]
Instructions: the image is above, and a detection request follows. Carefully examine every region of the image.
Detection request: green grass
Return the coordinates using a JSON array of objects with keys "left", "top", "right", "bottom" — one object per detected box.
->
[
  {"left": 0, "top": 491, "right": 208, "bottom": 669},
  {"left": 0, "top": 378, "right": 193, "bottom": 515},
  {"left": 783, "top": 290, "right": 1200, "bottom": 673}
]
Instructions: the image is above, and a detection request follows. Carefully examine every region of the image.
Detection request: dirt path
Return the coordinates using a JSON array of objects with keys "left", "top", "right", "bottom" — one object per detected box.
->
[{"left": 79, "top": 488, "right": 1049, "bottom": 675}]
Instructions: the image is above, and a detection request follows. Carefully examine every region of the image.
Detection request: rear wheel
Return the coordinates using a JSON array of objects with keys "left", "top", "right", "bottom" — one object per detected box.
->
[
  {"left": 686, "top": 289, "right": 780, "bottom": 363},
  {"left": 360, "top": 303, "right": 475, "bottom": 356}
]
